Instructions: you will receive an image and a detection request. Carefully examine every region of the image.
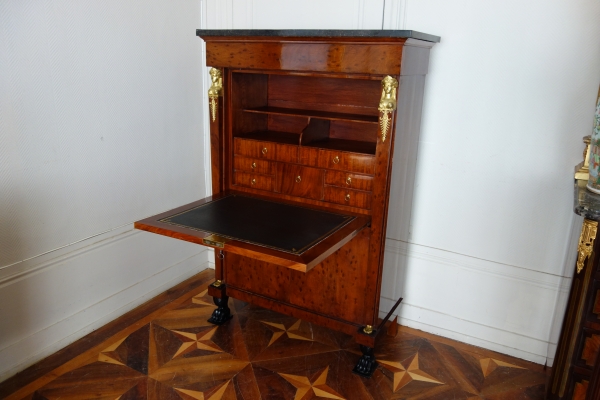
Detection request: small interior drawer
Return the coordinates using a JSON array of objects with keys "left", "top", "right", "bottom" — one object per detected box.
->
[
  {"left": 234, "top": 156, "right": 274, "bottom": 175},
  {"left": 234, "top": 138, "right": 298, "bottom": 163},
  {"left": 279, "top": 164, "right": 324, "bottom": 200},
  {"left": 234, "top": 172, "right": 274, "bottom": 192},
  {"left": 324, "top": 186, "right": 372, "bottom": 209},
  {"left": 325, "top": 171, "right": 373, "bottom": 191},
  {"left": 317, "top": 150, "right": 375, "bottom": 174}
]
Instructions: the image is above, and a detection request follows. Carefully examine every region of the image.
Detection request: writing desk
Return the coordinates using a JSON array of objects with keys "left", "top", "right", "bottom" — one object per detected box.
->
[{"left": 135, "top": 30, "right": 439, "bottom": 376}]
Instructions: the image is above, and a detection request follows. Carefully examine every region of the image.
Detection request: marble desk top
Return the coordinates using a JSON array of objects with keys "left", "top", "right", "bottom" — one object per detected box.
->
[
  {"left": 196, "top": 29, "right": 441, "bottom": 43},
  {"left": 575, "top": 179, "right": 600, "bottom": 221}
]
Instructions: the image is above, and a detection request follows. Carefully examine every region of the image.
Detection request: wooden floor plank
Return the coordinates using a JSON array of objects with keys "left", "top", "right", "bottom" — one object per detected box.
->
[{"left": 0, "top": 269, "right": 550, "bottom": 400}]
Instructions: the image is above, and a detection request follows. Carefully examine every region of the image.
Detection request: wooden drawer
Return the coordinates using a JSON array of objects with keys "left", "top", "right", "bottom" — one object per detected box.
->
[
  {"left": 299, "top": 147, "right": 375, "bottom": 174},
  {"left": 586, "top": 280, "right": 600, "bottom": 324},
  {"left": 234, "top": 156, "right": 274, "bottom": 175},
  {"left": 324, "top": 186, "right": 372, "bottom": 209},
  {"left": 234, "top": 138, "right": 298, "bottom": 163},
  {"left": 325, "top": 171, "right": 373, "bottom": 191},
  {"left": 576, "top": 328, "right": 600, "bottom": 370},
  {"left": 234, "top": 172, "right": 274, "bottom": 192},
  {"left": 279, "top": 164, "right": 324, "bottom": 200}
]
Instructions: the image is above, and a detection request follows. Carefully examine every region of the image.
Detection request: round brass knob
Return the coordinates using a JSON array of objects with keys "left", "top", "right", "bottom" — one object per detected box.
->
[
  {"left": 261, "top": 147, "right": 268, "bottom": 155},
  {"left": 345, "top": 193, "right": 351, "bottom": 202},
  {"left": 295, "top": 176, "right": 301, "bottom": 183},
  {"left": 346, "top": 176, "right": 352, "bottom": 185},
  {"left": 332, "top": 156, "right": 340, "bottom": 164},
  {"left": 251, "top": 162, "right": 256, "bottom": 169},
  {"left": 251, "top": 178, "right": 256, "bottom": 185}
]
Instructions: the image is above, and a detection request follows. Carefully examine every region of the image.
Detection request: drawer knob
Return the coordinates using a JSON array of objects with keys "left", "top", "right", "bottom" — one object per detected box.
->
[
  {"left": 262, "top": 147, "right": 268, "bottom": 155},
  {"left": 295, "top": 175, "right": 302, "bottom": 183},
  {"left": 346, "top": 176, "right": 352, "bottom": 185},
  {"left": 251, "top": 178, "right": 256, "bottom": 185},
  {"left": 332, "top": 156, "right": 340, "bottom": 164},
  {"left": 251, "top": 162, "right": 256, "bottom": 169},
  {"left": 345, "top": 193, "right": 351, "bottom": 202}
]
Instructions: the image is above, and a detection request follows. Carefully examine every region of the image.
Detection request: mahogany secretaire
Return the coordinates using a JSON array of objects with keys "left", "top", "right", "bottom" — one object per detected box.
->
[{"left": 135, "top": 30, "right": 439, "bottom": 376}]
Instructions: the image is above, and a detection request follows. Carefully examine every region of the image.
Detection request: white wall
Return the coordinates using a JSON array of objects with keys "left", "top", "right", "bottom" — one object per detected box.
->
[
  {"left": 2, "top": 0, "right": 599, "bottom": 381},
  {"left": 203, "top": 0, "right": 600, "bottom": 365},
  {"left": 0, "top": 0, "right": 211, "bottom": 380}
]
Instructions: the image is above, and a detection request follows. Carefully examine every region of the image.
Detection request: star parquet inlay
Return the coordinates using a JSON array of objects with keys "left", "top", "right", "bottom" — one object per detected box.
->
[{"left": 3, "top": 272, "right": 549, "bottom": 400}]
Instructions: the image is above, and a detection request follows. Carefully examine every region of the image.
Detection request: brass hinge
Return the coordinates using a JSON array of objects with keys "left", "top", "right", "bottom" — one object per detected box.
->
[{"left": 203, "top": 234, "right": 228, "bottom": 248}]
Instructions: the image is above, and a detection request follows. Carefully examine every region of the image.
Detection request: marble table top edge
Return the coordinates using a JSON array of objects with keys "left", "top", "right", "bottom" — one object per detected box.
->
[{"left": 195, "top": 29, "right": 441, "bottom": 43}]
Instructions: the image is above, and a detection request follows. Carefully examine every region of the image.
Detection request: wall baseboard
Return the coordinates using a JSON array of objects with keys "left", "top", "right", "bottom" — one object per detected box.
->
[
  {"left": 379, "top": 238, "right": 570, "bottom": 366},
  {"left": 380, "top": 298, "right": 550, "bottom": 365},
  {"left": 0, "top": 225, "right": 209, "bottom": 382}
]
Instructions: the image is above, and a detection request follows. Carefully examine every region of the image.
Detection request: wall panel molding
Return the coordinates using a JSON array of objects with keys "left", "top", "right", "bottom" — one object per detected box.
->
[
  {"left": 0, "top": 230, "right": 210, "bottom": 381},
  {"left": 383, "top": 0, "right": 407, "bottom": 29},
  {"left": 379, "top": 237, "right": 571, "bottom": 365},
  {"left": 380, "top": 297, "right": 551, "bottom": 365}
]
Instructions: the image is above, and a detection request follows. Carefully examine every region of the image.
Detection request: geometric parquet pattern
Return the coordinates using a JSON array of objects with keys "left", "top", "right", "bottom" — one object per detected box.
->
[{"left": 3, "top": 273, "right": 548, "bottom": 400}]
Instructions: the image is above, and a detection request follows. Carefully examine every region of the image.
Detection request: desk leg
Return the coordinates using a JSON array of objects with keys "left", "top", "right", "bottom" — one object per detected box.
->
[
  {"left": 207, "top": 281, "right": 233, "bottom": 325},
  {"left": 353, "top": 345, "right": 378, "bottom": 377}
]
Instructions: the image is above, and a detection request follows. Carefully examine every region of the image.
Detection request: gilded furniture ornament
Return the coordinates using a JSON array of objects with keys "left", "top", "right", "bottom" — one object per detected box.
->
[
  {"left": 207, "top": 68, "right": 223, "bottom": 122},
  {"left": 378, "top": 76, "right": 398, "bottom": 142},
  {"left": 576, "top": 219, "right": 598, "bottom": 274}
]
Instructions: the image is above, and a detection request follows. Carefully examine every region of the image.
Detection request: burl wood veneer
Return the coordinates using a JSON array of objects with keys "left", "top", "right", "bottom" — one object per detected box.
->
[{"left": 134, "top": 30, "right": 439, "bottom": 376}]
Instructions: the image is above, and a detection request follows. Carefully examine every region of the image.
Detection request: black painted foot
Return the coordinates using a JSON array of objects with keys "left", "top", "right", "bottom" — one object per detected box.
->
[
  {"left": 352, "top": 345, "right": 378, "bottom": 377},
  {"left": 207, "top": 296, "right": 232, "bottom": 325}
]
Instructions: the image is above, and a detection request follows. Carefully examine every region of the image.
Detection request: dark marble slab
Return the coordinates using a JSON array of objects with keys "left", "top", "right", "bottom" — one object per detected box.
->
[
  {"left": 575, "top": 179, "right": 600, "bottom": 221},
  {"left": 196, "top": 29, "right": 441, "bottom": 43}
]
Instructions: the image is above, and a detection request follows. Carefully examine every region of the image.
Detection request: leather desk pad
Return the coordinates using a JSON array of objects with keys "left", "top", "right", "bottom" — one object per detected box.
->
[{"left": 160, "top": 195, "right": 354, "bottom": 254}]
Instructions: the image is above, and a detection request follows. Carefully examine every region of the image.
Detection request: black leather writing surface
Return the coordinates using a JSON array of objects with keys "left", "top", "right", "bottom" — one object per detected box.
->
[{"left": 160, "top": 195, "right": 354, "bottom": 254}]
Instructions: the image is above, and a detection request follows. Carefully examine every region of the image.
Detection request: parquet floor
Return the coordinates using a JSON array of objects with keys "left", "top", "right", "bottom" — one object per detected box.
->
[{"left": 0, "top": 270, "right": 549, "bottom": 400}]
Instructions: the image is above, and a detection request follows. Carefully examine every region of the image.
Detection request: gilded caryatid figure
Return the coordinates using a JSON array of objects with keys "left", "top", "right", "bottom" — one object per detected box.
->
[
  {"left": 378, "top": 76, "right": 398, "bottom": 142},
  {"left": 208, "top": 68, "right": 223, "bottom": 122}
]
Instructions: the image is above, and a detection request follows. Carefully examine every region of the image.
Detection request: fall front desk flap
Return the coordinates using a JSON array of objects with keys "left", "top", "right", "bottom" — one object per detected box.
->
[{"left": 134, "top": 193, "right": 370, "bottom": 272}]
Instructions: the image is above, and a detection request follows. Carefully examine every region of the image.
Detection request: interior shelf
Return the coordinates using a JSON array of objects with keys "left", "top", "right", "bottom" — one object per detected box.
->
[
  {"left": 303, "top": 138, "right": 376, "bottom": 155},
  {"left": 244, "top": 106, "right": 378, "bottom": 124},
  {"left": 239, "top": 130, "right": 301, "bottom": 145}
]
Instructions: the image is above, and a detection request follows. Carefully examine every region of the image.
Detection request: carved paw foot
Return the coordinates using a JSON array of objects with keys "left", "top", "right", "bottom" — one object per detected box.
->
[
  {"left": 207, "top": 296, "right": 232, "bottom": 325},
  {"left": 352, "top": 345, "right": 378, "bottom": 377}
]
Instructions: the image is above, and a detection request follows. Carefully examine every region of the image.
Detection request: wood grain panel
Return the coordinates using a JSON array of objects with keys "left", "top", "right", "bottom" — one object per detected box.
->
[
  {"left": 231, "top": 73, "right": 268, "bottom": 137},
  {"left": 324, "top": 186, "right": 372, "bottom": 209},
  {"left": 267, "top": 114, "right": 309, "bottom": 133},
  {"left": 279, "top": 164, "right": 324, "bottom": 200},
  {"left": 272, "top": 143, "right": 300, "bottom": 163},
  {"left": 330, "top": 120, "right": 378, "bottom": 143},
  {"left": 268, "top": 74, "right": 380, "bottom": 116},
  {"left": 233, "top": 172, "right": 274, "bottom": 192},
  {"left": 207, "top": 42, "right": 403, "bottom": 75},
  {"left": 234, "top": 156, "right": 274, "bottom": 175},
  {"left": 225, "top": 229, "right": 371, "bottom": 325},
  {"left": 298, "top": 147, "right": 320, "bottom": 168},
  {"left": 325, "top": 171, "right": 373, "bottom": 191}
]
